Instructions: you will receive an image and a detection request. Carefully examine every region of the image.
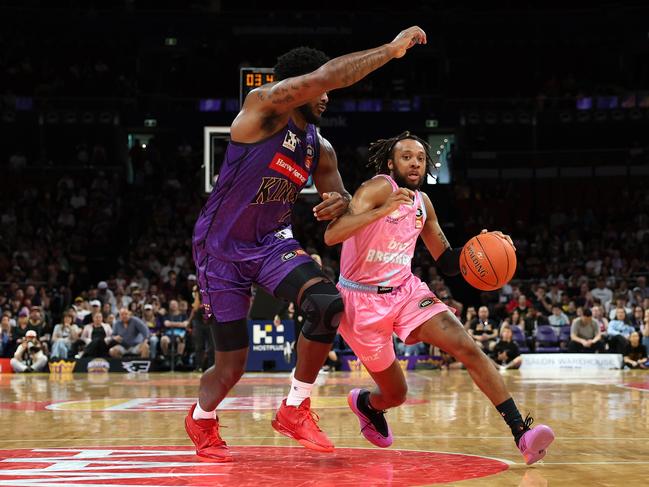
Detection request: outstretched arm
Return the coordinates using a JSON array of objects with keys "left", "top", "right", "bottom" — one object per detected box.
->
[
  {"left": 324, "top": 178, "right": 413, "bottom": 246},
  {"left": 232, "top": 26, "right": 426, "bottom": 141},
  {"left": 252, "top": 26, "right": 426, "bottom": 112}
]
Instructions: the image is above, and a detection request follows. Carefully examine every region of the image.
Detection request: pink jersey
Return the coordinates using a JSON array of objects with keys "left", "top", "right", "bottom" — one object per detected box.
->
[{"left": 339, "top": 174, "right": 427, "bottom": 288}]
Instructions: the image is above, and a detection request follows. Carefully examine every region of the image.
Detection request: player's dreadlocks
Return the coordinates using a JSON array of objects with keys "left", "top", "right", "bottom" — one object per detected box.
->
[{"left": 367, "top": 131, "right": 436, "bottom": 175}]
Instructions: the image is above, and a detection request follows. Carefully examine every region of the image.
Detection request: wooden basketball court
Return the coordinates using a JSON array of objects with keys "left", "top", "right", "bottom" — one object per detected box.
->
[{"left": 1, "top": 368, "right": 647, "bottom": 486}]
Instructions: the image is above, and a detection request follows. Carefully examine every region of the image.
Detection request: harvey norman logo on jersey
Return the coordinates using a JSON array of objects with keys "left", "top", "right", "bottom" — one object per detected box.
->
[{"left": 269, "top": 153, "right": 308, "bottom": 185}]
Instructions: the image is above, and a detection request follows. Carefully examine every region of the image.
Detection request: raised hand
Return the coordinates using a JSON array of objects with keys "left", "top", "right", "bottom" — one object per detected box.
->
[{"left": 389, "top": 26, "right": 427, "bottom": 59}]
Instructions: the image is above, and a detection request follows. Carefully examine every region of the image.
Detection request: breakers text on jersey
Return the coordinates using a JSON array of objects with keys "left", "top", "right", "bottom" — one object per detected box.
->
[
  {"left": 387, "top": 239, "right": 409, "bottom": 252},
  {"left": 366, "top": 249, "right": 411, "bottom": 266}
]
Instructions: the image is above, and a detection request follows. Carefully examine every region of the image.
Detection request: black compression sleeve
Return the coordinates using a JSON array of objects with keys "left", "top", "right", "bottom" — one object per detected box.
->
[{"left": 436, "top": 247, "right": 462, "bottom": 276}]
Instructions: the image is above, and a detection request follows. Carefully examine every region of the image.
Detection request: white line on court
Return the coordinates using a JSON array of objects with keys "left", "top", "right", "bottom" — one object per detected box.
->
[{"left": 537, "top": 461, "right": 649, "bottom": 465}]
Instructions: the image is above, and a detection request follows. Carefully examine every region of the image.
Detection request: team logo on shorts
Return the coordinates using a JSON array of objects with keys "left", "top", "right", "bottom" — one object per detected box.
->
[
  {"left": 419, "top": 296, "right": 441, "bottom": 308},
  {"left": 282, "top": 251, "right": 297, "bottom": 262},
  {"left": 281, "top": 249, "right": 307, "bottom": 262}
]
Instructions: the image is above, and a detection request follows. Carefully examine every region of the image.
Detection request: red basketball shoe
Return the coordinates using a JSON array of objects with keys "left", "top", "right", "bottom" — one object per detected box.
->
[
  {"left": 271, "top": 398, "right": 334, "bottom": 452},
  {"left": 185, "top": 403, "right": 232, "bottom": 462}
]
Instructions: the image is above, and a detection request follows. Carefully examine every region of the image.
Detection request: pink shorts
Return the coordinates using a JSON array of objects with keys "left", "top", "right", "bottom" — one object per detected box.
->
[{"left": 337, "top": 274, "right": 451, "bottom": 372}]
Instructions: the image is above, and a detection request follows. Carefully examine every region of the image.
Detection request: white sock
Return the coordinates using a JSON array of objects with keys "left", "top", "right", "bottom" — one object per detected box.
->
[
  {"left": 286, "top": 377, "right": 314, "bottom": 406},
  {"left": 193, "top": 401, "right": 216, "bottom": 420}
]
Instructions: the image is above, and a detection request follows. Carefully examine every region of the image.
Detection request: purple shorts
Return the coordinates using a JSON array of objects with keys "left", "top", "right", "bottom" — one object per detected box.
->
[{"left": 194, "top": 238, "right": 313, "bottom": 322}]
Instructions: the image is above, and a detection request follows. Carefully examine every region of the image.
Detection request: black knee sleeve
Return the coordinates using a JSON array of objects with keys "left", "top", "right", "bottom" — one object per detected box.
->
[
  {"left": 274, "top": 262, "right": 327, "bottom": 301},
  {"left": 209, "top": 318, "right": 249, "bottom": 352},
  {"left": 299, "top": 281, "right": 343, "bottom": 343}
]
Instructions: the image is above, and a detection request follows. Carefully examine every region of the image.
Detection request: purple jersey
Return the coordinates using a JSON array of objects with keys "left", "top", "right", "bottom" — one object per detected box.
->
[{"left": 193, "top": 119, "right": 320, "bottom": 262}]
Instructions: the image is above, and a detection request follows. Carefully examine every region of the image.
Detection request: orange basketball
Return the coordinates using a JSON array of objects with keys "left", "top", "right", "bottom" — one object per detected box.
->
[{"left": 460, "top": 232, "right": 517, "bottom": 291}]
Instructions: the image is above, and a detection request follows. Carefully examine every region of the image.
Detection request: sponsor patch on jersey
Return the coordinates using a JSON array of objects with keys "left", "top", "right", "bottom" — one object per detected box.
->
[
  {"left": 305, "top": 144, "right": 315, "bottom": 169},
  {"left": 386, "top": 215, "right": 408, "bottom": 224},
  {"left": 282, "top": 129, "right": 300, "bottom": 151},
  {"left": 415, "top": 207, "right": 424, "bottom": 229},
  {"left": 269, "top": 153, "right": 308, "bottom": 185}
]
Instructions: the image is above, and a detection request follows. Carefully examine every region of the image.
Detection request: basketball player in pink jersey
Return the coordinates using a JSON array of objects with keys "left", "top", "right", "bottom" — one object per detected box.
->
[{"left": 325, "top": 132, "right": 554, "bottom": 465}]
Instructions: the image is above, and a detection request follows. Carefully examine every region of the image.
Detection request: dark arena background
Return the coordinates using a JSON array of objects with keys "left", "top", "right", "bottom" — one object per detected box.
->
[{"left": 1, "top": 1, "right": 649, "bottom": 486}]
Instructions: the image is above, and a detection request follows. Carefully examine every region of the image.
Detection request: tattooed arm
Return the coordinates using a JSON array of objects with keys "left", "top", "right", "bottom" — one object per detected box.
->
[
  {"left": 419, "top": 192, "right": 451, "bottom": 260},
  {"left": 231, "top": 26, "right": 426, "bottom": 142},
  {"left": 260, "top": 26, "right": 425, "bottom": 109}
]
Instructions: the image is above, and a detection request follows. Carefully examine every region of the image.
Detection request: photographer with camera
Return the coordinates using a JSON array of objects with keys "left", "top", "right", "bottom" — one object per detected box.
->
[{"left": 11, "top": 330, "right": 48, "bottom": 372}]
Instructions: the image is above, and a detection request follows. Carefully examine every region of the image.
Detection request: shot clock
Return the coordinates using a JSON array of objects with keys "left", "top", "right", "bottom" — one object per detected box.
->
[{"left": 239, "top": 67, "right": 275, "bottom": 107}]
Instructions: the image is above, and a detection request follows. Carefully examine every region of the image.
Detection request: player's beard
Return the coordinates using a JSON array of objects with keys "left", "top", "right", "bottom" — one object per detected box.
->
[
  {"left": 392, "top": 166, "right": 424, "bottom": 191},
  {"left": 298, "top": 104, "right": 321, "bottom": 126}
]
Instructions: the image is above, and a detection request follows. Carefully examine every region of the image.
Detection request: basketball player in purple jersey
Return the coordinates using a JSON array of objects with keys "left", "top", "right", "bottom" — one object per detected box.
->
[
  {"left": 185, "top": 27, "right": 428, "bottom": 461},
  {"left": 325, "top": 132, "right": 554, "bottom": 465}
]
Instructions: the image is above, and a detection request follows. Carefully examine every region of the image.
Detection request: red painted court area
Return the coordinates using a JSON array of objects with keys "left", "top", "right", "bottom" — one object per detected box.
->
[
  {"left": 0, "top": 446, "right": 508, "bottom": 486},
  {"left": 622, "top": 381, "right": 649, "bottom": 391}
]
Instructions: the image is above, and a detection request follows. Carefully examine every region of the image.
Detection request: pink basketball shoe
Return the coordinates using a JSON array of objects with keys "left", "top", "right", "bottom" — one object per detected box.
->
[
  {"left": 517, "top": 416, "right": 555, "bottom": 465},
  {"left": 348, "top": 388, "right": 393, "bottom": 448}
]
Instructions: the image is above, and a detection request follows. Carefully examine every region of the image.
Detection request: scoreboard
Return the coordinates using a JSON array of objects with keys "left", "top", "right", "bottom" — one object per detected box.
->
[
  {"left": 202, "top": 66, "right": 316, "bottom": 195},
  {"left": 239, "top": 67, "right": 275, "bottom": 107}
]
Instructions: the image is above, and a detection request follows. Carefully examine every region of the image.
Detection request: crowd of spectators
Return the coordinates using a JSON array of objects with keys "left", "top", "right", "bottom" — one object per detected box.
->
[
  {"left": 1, "top": 2, "right": 649, "bottom": 376},
  {"left": 0, "top": 136, "right": 214, "bottom": 371},
  {"left": 2, "top": 132, "right": 649, "bottom": 372},
  {"left": 0, "top": 277, "right": 213, "bottom": 372}
]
